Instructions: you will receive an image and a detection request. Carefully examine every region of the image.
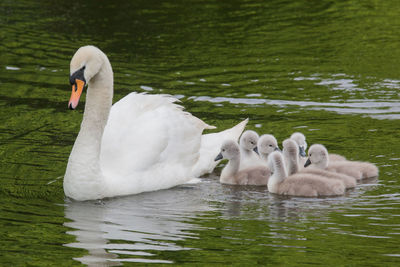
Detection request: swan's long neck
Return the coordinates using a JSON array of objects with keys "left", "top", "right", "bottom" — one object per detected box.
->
[{"left": 64, "top": 54, "right": 113, "bottom": 200}]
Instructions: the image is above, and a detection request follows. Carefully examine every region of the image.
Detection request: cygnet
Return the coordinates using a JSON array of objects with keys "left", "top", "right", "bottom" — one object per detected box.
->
[
  {"left": 304, "top": 144, "right": 378, "bottom": 180},
  {"left": 283, "top": 139, "right": 356, "bottom": 188},
  {"left": 267, "top": 151, "right": 345, "bottom": 197},
  {"left": 256, "top": 134, "right": 281, "bottom": 162},
  {"left": 291, "top": 132, "right": 346, "bottom": 162},
  {"left": 239, "top": 130, "right": 263, "bottom": 169},
  {"left": 215, "top": 140, "right": 271, "bottom": 185}
]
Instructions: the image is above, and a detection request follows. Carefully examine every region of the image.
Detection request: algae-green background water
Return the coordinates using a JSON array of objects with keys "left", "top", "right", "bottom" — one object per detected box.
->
[{"left": 1, "top": 0, "right": 400, "bottom": 265}]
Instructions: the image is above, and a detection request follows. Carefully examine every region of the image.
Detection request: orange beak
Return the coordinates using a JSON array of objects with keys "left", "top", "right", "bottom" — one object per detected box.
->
[{"left": 68, "top": 79, "right": 85, "bottom": 110}]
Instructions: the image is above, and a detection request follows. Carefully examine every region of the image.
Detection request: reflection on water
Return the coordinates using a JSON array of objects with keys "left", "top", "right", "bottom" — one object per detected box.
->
[
  {"left": 63, "top": 176, "right": 397, "bottom": 266},
  {"left": 64, "top": 184, "right": 213, "bottom": 265}
]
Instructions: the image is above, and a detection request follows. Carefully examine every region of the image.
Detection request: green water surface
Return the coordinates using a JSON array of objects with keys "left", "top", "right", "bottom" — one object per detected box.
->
[{"left": 1, "top": 0, "right": 400, "bottom": 266}]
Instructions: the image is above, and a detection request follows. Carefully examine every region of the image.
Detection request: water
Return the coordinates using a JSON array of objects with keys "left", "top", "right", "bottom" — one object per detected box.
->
[{"left": 1, "top": 0, "right": 400, "bottom": 265}]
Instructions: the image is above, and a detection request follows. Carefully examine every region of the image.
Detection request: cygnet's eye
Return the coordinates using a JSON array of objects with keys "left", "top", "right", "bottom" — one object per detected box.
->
[
  {"left": 250, "top": 141, "right": 255, "bottom": 145},
  {"left": 222, "top": 149, "right": 225, "bottom": 152},
  {"left": 269, "top": 144, "right": 273, "bottom": 147}
]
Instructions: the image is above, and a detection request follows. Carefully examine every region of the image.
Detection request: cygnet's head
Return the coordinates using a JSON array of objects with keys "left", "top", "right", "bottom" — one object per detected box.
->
[
  {"left": 304, "top": 144, "right": 329, "bottom": 168},
  {"left": 257, "top": 134, "right": 280, "bottom": 156},
  {"left": 290, "top": 132, "right": 307, "bottom": 157},
  {"left": 214, "top": 140, "right": 240, "bottom": 161},
  {"left": 239, "top": 130, "right": 259, "bottom": 151},
  {"left": 282, "top": 139, "right": 299, "bottom": 159}
]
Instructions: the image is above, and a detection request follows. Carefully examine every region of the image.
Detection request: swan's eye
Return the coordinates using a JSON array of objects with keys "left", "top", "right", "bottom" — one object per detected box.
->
[
  {"left": 222, "top": 149, "right": 225, "bottom": 152},
  {"left": 70, "top": 66, "right": 87, "bottom": 85}
]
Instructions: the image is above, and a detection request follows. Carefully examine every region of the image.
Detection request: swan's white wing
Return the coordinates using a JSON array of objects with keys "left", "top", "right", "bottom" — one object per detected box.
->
[
  {"left": 192, "top": 118, "right": 248, "bottom": 177},
  {"left": 100, "top": 93, "right": 209, "bottom": 182}
]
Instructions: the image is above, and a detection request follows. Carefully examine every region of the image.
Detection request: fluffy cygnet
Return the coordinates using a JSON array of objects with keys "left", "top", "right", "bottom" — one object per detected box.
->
[
  {"left": 291, "top": 132, "right": 346, "bottom": 162},
  {"left": 239, "top": 130, "right": 263, "bottom": 169},
  {"left": 256, "top": 134, "right": 281, "bottom": 162},
  {"left": 305, "top": 144, "right": 378, "bottom": 180},
  {"left": 215, "top": 140, "right": 271, "bottom": 185},
  {"left": 283, "top": 139, "right": 356, "bottom": 188},
  {"left": 267, "top": 151, "right": 345, "bottom": 197},
  {"left": 290, "top": 132, "right": 307, "bottom": 157}
]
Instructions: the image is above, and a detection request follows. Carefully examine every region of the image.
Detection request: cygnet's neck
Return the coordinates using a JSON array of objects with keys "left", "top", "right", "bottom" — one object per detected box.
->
[
  {"left": 270, "top": 156, "right": 288, "bottom": 184},
  {"left": 260, "top": 152, "right": 270, "bottom": 161},
  {"left": 284, "top": 150, "right": 299, "bottom": 175},
  {"left": 221, "top": 156, "right": 240, "bottom": 182}
]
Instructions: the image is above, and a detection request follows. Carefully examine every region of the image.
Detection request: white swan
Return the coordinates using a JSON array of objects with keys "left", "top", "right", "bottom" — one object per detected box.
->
[
  {"left": 214, "top": 140, "right": 270, "bottom": 185},
  {"left": 267, "top": 151, "right": 345, "bottom": 197},
  {"left": 304, "top": 144, "right": 378, "bottom": 180},
  {"left": 283, "top": 139, "right": 356, "bottom": 188},
  {"left": 64, "top": 45, "right": 248, "bottom": 201},
  {"left": 239, "top": 130, "right": 263, "bottom": 169}
]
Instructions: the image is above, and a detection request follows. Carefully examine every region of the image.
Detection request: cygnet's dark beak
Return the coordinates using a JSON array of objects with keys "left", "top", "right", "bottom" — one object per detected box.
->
[
  {"left": 214, "top": 152, "right": 223, "bottom": 161},
  {"left": 274, "top": 146, "right": 281, "bottom": 152},
  {"left": 304, "top": 158, "right": 311, "bottom": 167},
  {"left": 253, "top": 146, "right": 259, "bottom": 155},
  {"left": 299, "top": 146, "right": 306, "bottom": 157}
]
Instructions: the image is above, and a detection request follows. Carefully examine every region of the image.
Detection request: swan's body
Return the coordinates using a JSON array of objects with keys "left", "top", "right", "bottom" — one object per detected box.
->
[
  {"left": 267, "top": 152, "right": 345, "bottom": 197},
  {"left": 215, "top": 140, "right": 270, "bottom": 185},
  {"left": 239, "top": 130, "right": 263, "bottom": 169},
  {"left": 64, "top": 46, "right": 248, "bottom": 200},
  {"left": 283, "top": 139, "right": 356, "bottom": 188},
  {"left": 305, "top": 144, "right": 378, "bottom": 180}
]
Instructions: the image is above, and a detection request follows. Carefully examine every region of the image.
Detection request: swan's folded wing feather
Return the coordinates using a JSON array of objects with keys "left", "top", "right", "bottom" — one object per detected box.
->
[{"left": 100, "top": 93, "right": 205, "bottom": 179}]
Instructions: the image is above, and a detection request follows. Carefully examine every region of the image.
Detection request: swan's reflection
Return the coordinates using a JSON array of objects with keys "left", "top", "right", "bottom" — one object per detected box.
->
[{"left": 64, "top": 183, "right": 214, "bottom": 266}]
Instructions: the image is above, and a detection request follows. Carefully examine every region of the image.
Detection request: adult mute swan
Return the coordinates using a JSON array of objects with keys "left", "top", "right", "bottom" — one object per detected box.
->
[{"left": 64, "top": 45, "right": 248, "bottom": 201}]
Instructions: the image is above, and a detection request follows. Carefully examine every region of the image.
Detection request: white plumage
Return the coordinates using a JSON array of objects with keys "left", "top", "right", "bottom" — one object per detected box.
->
[{"left": 64, "top": 46, "right": 247, "bottom": 200}]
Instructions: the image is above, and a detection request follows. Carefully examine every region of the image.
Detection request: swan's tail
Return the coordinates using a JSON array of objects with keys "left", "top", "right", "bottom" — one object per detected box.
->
[{"left": 192, "top": 118, "right": 249, "bottom": 177}]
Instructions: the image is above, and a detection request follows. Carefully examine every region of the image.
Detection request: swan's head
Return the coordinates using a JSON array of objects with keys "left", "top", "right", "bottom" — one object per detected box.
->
[
  {"left": 282, "top": 139, "right": 299, "bottom": 160},
  {"left": 290, "top": 132, "right": 307, "bottom": 157},
  {"left": 239, "top": 130, "right": 259, "bottom": 151},
  {"left": 68, "top": 45, "right": 107, "bottom": 110},
  {"left": 257, "top": 134, "right": 280, "bottom": 156},
  {"left": 304, "top": 144, "right": 329, "bottom": 168},
  {"left": 214, "top": 140, "right": 240, "bottom": 161}
]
